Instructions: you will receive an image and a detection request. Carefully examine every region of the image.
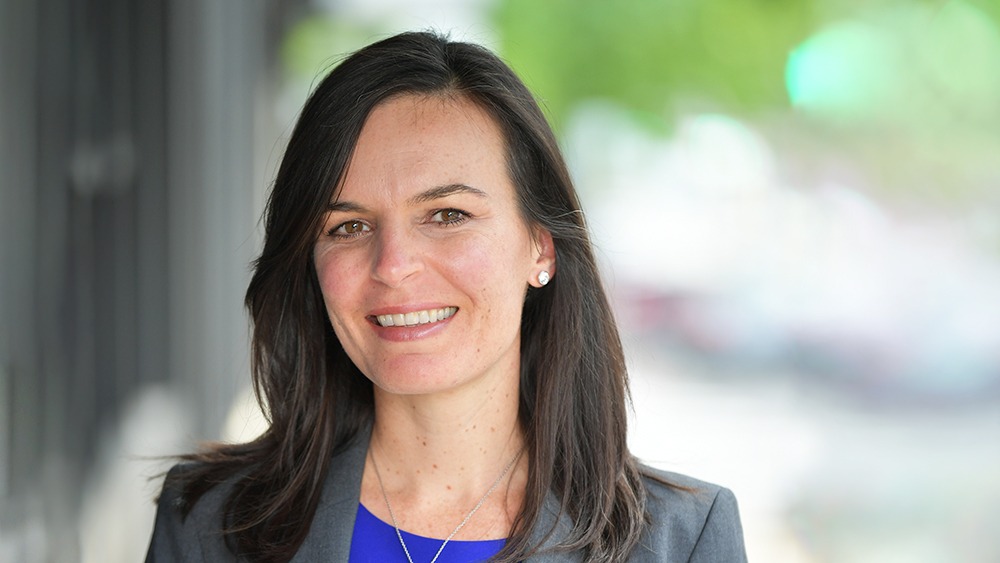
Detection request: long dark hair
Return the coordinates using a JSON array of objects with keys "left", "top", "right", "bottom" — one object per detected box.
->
[{"left": 172, "top": 31, "right": 649, "bottom": 562}]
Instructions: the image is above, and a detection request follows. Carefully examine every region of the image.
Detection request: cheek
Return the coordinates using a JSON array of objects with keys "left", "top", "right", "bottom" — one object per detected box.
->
[
  {"left": 445, "top": 235, "right": 531, "bottom": 304},
  {"left": 315, "top": 251, "right": 365, "bottom": 323}
]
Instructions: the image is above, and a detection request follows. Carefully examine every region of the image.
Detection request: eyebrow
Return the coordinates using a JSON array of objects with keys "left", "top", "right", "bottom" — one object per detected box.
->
[
  {"left": 407, "top": 183, "right": 488, "bottom": 205},
  {"left": 327, "top": 183, "right": 488, "bottom": 212}
]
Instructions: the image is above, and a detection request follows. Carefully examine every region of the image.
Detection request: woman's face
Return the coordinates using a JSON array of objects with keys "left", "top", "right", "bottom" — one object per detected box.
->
[{"left": 314, "top": 94, "right": 554, "bottom": 397}]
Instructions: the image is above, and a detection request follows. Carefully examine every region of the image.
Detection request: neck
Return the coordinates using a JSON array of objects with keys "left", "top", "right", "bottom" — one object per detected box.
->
[
  {"left": 369, "top": 382, "right": 524, "bottom": 494},
  {"left": 361, "top": 374, "right": 527, "bottom": 540}
]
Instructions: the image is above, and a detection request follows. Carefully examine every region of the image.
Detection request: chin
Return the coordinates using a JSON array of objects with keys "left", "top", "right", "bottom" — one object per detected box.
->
[{"left": 369, "top": 371, "right": 460, "bottom": 396}]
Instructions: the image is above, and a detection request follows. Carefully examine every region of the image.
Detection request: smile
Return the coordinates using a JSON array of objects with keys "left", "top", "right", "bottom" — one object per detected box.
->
[{"left": 374, "top": 307, "right": 457, "bottom": 327}]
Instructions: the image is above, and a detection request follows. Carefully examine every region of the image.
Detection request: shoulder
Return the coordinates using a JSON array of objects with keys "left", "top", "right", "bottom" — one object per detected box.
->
[
  {"left": 144, "top": 432, "right": 370, "bottom": 563},
  {"left": 144, "top": 463, "right": 243, "bottom": 563},
  {"left": 633, "top": 466, "right": 748, "bottom": 563}
]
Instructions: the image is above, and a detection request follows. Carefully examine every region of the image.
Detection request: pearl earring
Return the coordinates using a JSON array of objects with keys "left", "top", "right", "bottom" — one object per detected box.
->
[{"left": 538, "top": 270, "right": 550, "bottom": 286}]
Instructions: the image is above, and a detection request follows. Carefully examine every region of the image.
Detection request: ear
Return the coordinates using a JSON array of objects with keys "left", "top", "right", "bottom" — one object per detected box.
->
[{"left": 528, "top": 226, "right": 556, "bottom": 288}]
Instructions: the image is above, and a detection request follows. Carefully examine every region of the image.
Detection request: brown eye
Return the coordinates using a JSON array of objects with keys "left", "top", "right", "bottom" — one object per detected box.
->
[
  {"left": 329, "top": 220, "right": 371, "bottom": 238},
  {"left": 431, "top": 209, "right": 469, "bottom": 225}
]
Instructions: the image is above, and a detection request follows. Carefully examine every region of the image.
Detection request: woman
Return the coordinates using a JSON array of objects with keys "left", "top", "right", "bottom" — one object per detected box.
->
[{"left": 146, "top": 31, "right": 747, "bottom": 562}]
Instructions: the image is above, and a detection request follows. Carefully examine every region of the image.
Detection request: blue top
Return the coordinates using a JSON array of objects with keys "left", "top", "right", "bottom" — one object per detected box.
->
[{"left": 349, "top": 504, "right": 506, "bottom": 562}]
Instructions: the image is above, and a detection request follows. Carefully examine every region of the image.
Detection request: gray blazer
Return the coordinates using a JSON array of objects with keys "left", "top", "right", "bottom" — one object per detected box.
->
[{"left": 146, "top": 431, "right": 747, "bottom": 562}]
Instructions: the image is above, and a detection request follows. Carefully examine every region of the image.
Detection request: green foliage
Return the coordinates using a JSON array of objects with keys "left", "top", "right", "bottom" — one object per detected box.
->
[
  {"left": 282, "top": 16, "right": 380, "bottom": 84},
  {"left": 491, "top": 0, "right": 817, "bottom": 130}
]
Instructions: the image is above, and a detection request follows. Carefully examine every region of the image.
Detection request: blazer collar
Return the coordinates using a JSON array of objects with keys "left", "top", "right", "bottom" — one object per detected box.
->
[
  {"left": 290, "top": 425, "right": 371, "bottom": 562},
  {"left": 292, "top": 423, "right": 582, "bottom": 562},
  {"left": 526, "top": 491, "right": 585, "bottom": 562}
]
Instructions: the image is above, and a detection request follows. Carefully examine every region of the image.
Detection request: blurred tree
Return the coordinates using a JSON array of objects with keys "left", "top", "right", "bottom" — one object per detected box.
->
[
  {"left": 492, "top": 0, "right": 817, "bottom": 131},
  {"left": 490, "top": 0, "right": 1000, "bottom": 204},
  {"left": 282, "top": 15, "right": 380, "bottom": 83}
]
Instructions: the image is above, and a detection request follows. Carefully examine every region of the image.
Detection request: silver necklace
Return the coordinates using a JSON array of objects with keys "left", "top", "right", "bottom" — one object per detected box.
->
[{"left": 370, "top": 447, "right": 522, "bottom": 563}]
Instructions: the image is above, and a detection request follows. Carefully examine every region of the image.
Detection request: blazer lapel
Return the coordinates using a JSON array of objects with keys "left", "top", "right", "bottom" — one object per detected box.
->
[
  {"left": 288, "top": 424, "right": 584, "bottom": 562},
  {"left": 525, "top": 491, "right": 584, "bottom": 562},
  {"left": 291, "top": 425, "right": 372, "bottom": 562}
]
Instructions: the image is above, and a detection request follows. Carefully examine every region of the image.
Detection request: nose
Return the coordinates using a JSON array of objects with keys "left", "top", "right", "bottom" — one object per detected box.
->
[{"left": 371, "top": 224, "right": 423, "bottom": 287}]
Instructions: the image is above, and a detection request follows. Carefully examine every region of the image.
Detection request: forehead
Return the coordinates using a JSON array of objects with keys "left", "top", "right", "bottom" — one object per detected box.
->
[
  {"left": 336, "top": 94, "right": 511, "bottom": 196},
  {"left": 359, "top": 93, "right": 502, "bottom": 148}
]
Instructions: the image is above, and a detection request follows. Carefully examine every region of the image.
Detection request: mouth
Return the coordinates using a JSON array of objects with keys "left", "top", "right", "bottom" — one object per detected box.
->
[{"left": 372, "top": 306, "right": 458, "bottom": 328}]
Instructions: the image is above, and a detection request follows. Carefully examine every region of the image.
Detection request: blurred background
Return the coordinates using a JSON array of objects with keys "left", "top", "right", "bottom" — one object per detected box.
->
[{"left": 2, "top": 0, "right": 999, "bottom": 561}]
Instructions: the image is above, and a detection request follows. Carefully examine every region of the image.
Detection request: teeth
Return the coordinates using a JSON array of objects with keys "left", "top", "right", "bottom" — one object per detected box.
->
[{"left": 376, "top": 307, "right": 456, "bottom": 327}]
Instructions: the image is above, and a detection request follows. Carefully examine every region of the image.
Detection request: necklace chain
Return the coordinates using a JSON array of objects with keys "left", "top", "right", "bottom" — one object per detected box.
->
[{"left": 370, "top": 446, "right": 522, "bottom": 563}]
